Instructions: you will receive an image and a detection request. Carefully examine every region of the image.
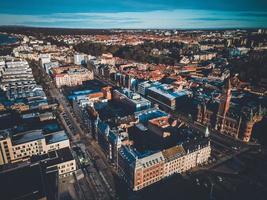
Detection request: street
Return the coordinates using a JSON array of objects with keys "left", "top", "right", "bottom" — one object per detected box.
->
[{"left": 31, "top": 61, "right": 116, "bottom": 200}]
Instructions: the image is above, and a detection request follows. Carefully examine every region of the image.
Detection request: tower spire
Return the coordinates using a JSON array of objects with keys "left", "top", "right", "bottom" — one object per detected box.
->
[
  {"left": 205, "top": 126, "right": 210, "bottom": 137},
  {"left": 218, "top": 77, "right": 232, "bottom": 117}
]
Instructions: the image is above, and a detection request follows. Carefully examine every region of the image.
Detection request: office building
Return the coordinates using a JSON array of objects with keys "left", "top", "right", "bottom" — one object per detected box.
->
[
  {"left": 113, "top": 88, "right": 151, "bottom": 112},
  {"left": 146, "top": 84, "right": 188, "bottom": 111},
  {"left": 0, "top": 129, "right": 70, "bottom": 165},
  {"left": 39, "top": 54, "right": 51, "bottom": 68},
  {"left": 31, "top": 147, "right": 77, "bottom": 178},
  {"left": 118, "top": 147, "right": 165, "bottom": 191}
]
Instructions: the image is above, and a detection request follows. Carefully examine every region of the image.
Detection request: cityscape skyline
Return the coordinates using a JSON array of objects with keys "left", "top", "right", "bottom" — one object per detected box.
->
[
  {"left": 0, "top": 1, "right": 267, "bottom": 200},
  {"left": 0, "top": 0, "right": 267, "bottom": 28}
]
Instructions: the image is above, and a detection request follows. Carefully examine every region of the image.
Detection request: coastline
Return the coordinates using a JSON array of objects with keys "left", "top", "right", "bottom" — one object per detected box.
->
[{"left": 0, "top": 33, "right": 18, "bottom": 46}]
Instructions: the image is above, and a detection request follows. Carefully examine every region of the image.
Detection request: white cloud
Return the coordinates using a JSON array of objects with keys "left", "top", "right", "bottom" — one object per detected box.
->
[{"left": 0, "top": 9, "right": 266, "bottom": 28}]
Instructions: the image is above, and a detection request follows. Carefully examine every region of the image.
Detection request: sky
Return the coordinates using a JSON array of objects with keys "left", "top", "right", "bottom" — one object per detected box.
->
[{"left": 0, "top": 0, "right": 267, "bottom": 29}]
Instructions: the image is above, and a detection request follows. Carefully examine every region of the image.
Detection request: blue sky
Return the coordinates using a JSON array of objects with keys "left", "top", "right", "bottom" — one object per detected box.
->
[{"left": 0, "top": 0, "right": 267, "bottom": 28}]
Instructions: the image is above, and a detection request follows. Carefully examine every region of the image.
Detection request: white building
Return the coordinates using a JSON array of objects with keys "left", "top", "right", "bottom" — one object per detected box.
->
[
  {"left": 43, "top": 61, "right": 59, "bottom": 74},
  {"left": 74, "top": 54, "right": 86, "bottom": 65},
  {"left": 0, "top": 129, "right": 70, "bottom": 165},
  {"left": 39, "top": 54, "right": 51, "bottom": 67}
]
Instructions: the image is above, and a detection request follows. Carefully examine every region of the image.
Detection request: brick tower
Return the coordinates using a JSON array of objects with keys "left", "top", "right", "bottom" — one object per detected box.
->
[
  {"left": 218, "top": 78, "right": 231, "bottom": 117},
  {"left": 216, "top": 78, "right": 232, "bottom": 131}
]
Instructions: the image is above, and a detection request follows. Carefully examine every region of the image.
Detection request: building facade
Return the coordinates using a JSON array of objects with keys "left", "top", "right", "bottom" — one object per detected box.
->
[
  {"left": 0, "top": 130, "right": 70, "bottom": 165},
  {"left": 51, "top": 66, "right": 93, "bottom": 87},
  {"left": 113, "top": 88, "right": 151, "bottom": 112},
  {"left": 118, "top": 137, "right": 211, "bottom": 191},
  {"left": 197, "top": 79, "right": 264, "bottom": 142}
]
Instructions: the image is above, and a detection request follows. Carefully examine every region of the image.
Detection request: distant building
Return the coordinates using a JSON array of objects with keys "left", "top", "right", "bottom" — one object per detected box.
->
[
  {"left": 163, "top": 140, "right": 210, "bottom": 177},
  {"left": 51, "top": 66, "right": 94, "bottom": 87},
  {"left": 137, "top": 81, "right": 161, "bottom": 96},
  {"left": 134, "top": 108, "right": 168, "bottom": 124},
  {"left": 74, "top": 53, "right": 86, "bottom": 65},
  {"left": 0, "top": 103, "right": 5, "bottom": 111},
  {"left": 0, "top": 59, "right": 46, "bottom": 100},
  {"left": 148, "top": 116, "right": 173, "bottom": 138},
  {"left": 39, "top": 54, "right": 51, "bottom": 68},
  {"left": 162, "top": 145, "right": 186, "bottom": 177},
  {"left": 100, "top": 53, "right": 115, "bottom": 65},
  {"left": 10, "top": 103, "right": 29, "bottom": 112},
  {"left": 191, "top": 51, "right": 217, "bottom": 62},
  {"left": 43, "top": 61, "right": 59, "bottom": 74}
]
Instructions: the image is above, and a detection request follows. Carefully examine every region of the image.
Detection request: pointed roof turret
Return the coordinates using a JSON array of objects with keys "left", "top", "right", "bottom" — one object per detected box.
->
[
  {"left": 205, "top": 126, "right": 210, "bottom": 137},
  {"left": 250, "top": 108, "right": 254, "bottom": 121}
]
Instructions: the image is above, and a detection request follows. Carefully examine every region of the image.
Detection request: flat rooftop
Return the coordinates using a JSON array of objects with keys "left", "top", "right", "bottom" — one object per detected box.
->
[
  {"left": 45, "top": 130, "right": 69, "bottom": 144},
  {"left": 148, "top": 86, "right": 187, "bottom": 100},
  {"left": 31, "top": 147, "right": 74, "bottom": 166},
  {"left": 12, "top": 129, "right": 44, "bottom": 146}
]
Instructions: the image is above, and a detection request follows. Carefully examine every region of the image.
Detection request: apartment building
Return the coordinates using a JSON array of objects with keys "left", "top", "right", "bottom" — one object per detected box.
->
[
  {"left": 74, "top": 53, "right": 86, "bottom": 65},
  {"left": 162, "top": 145, "right": 186, "bottom": 177},
  {"left": 138, "top": 82, "right": 189, "bottom": 111},
  {"left": 0, "top": 59, "right": 37, "bottom": 100},
  {"left": 0, "top": 59, "right": 47, "bottom": 103},
  {"left": 113, "top": 88, "right": 151, "bottom": 112},
  {"left": 0, "top": 129, "right": 70, "bottom": 165},
  {"left": 163, "top": 142, "right": 211, "bottom": 177},
  {"left": 118, "top": 146, "right": 165, "bottom": 191},
  {"left": 118, "top": 134, "right": 211, "bottom": 191},
  {"left": 33, "top": 147, "right": 77, "bottom": 178},
  {"left": 51, "top": 66, "right": 93, "bottom": 87}
]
